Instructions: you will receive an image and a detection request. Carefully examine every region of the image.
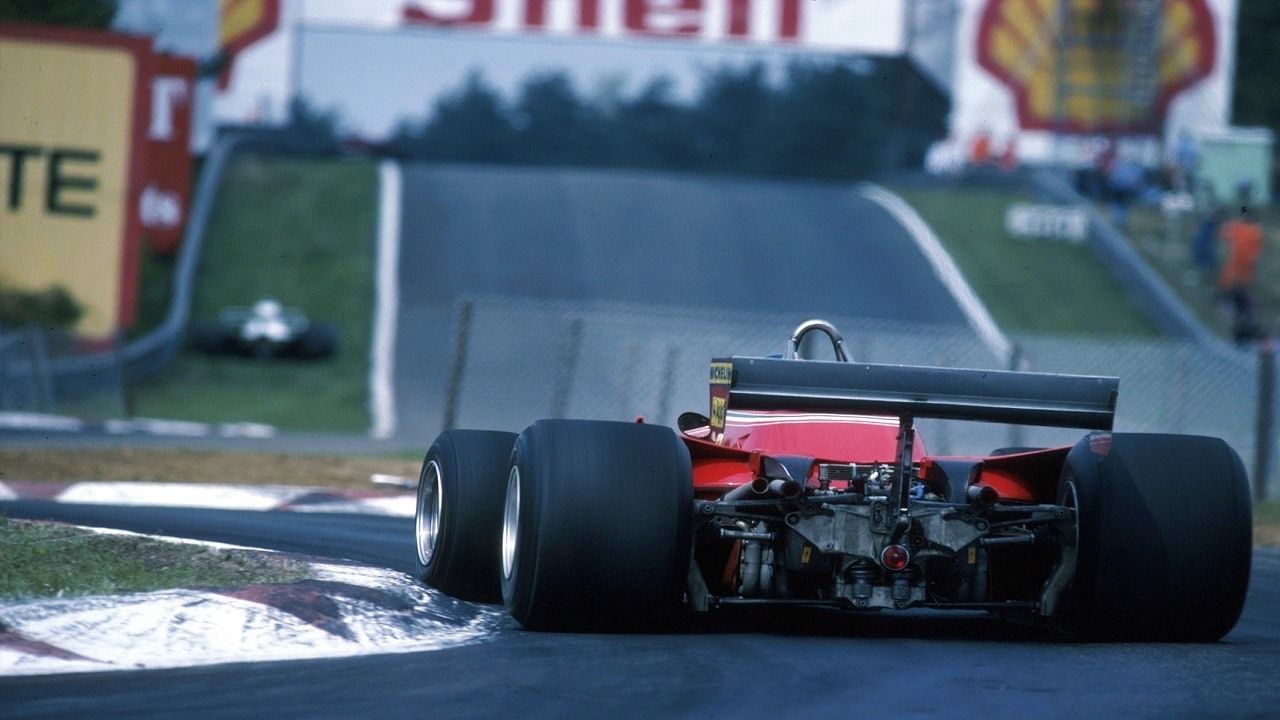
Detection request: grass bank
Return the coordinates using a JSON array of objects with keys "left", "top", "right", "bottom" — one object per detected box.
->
[
  {"left": 127, "top": 154, "right": 379, "bottom": 432},
  {"left": 0, "top": 517, "right": 307, "bottom": 601},
  {"left": 888, "top": 185, "right": 1160, "bottom": 336}
]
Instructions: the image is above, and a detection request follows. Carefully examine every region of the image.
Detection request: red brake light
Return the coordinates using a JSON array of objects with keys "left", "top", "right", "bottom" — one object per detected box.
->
[{"left": 881, "top": 544, "right": 910, "bottom": 571}]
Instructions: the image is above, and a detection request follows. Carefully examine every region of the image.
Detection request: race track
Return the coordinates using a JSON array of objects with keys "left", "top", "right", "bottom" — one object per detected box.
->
[
  {"left": 391, "top": 165, "right": 975, "bottom": 440},
  {"left": 4, "top": 500, "right": 1278, "bottom": 719}
]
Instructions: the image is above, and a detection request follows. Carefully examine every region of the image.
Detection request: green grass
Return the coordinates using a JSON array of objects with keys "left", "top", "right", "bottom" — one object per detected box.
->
[
  {"left": 127, "top": 155, "right": 379, "bottom": 432},
  {"left": 1256, "top": 500, "right": 1280, "bottom": 548},
  {"left": 1122, "top": 203, "right": 1280, "bottom": 341},
  {"left": 889, "top": 185, "right": 1161, "bottom": 336},
  {"left": 0, "top": 517, "right": 307, "bottom": 601}
]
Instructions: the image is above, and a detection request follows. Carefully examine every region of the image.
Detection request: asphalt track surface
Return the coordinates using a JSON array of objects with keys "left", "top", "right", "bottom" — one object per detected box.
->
[
  {"left": 3, "top": 500, "right": 1279, "bottom": 719},
  {"left": 394, "top": 165, "right": 970, "bottom": 440}
]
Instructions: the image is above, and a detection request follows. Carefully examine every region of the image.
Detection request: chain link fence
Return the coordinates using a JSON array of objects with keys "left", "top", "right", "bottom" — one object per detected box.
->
[{"left": 439, "top": 295, "right": 1276, "bottom": 498}]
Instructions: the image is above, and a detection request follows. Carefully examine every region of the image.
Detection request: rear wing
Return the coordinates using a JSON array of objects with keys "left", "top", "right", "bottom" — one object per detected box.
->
[{"left": 708, "top": 356, "right": 1118, "bottom": 436}]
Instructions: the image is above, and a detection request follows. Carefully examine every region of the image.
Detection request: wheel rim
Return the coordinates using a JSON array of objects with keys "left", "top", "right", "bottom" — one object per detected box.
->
[
  {"left": 1063, "top": 481, "right": 1080, "bottom": 550},
  {"left": 415, "top": 460, "right": 443, "bottom": 567},
  {"left": 502, "top": 465, "right": 521, "bottom": 580}
]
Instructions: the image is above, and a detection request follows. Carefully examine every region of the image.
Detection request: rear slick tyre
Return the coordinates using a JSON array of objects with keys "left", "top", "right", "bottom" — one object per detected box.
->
[
  {"left": 414, "top": 429, "right": 517, "bottom": 602},
  {"left": 501, "top": 420, "right": 693, "bottom": 631},
  {"left": 1058, "top": 432, "right": 1252, "bottom": 641}
]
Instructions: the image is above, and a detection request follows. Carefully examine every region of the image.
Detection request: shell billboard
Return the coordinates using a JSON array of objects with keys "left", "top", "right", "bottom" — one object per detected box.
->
[{"left": 951, "top": 0, "right": 1236, "bottom": 163}]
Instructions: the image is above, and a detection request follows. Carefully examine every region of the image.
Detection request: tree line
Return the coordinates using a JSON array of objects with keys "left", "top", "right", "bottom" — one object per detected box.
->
[{"left": 382, "top": 60, "right": 948, "bottom": 181}]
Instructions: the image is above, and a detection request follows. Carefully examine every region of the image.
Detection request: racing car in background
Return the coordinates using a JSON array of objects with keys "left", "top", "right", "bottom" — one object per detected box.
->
[
  {"left": 189, "top": 298, "right": 338, "bottom": 360},
  {"left": 414, "top": 320, "right": 1252, "bottom": 640}
]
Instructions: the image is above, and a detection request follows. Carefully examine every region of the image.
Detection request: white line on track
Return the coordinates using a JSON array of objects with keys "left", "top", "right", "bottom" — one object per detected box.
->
[
  {"left": 857, "top": 183, "right": 1014, "bottom": 366},
  {"left": 370, "top": 161, "right": 402, "bottom": 440}
]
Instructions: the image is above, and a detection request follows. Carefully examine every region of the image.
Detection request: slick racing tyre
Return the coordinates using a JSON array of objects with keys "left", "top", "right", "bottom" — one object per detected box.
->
[
  {"left": 415, "top": 429, "right": 517, "bottom": 602},
  {"left": 501, "top": 420, "right": 693, "bottom": 630},
  {"left": 1057, "top": 433, "right": 1251, "bottom": 641}
]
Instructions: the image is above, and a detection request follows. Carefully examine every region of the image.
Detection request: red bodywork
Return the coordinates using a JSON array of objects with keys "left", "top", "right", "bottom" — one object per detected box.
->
[{"left": 682, "top": 409, "right": 1067, "bottom": 504}]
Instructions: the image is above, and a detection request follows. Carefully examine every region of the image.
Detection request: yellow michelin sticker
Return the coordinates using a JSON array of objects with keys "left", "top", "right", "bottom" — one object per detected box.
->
[
  {"left": 710, "top": 396, "right": 727, "bottom": 430},
  {"left": 709, "top": 360, "right": 732, "bottom": 442}
]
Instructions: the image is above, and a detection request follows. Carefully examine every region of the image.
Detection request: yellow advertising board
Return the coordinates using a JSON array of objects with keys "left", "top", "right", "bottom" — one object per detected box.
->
[{"left": 0, "top": 24, "right": 149, "bottom": 339}]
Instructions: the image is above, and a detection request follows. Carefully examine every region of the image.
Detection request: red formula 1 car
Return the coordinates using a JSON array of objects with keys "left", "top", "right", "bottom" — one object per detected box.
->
[{"left": 413, "top": 320, "right": 1252, "bottom": 640}]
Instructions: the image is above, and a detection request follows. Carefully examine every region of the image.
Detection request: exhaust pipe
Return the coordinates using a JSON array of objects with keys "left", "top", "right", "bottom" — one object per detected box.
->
[
  {"left": 768, "top": 478, "right": 802, "bottom": 500},
  {"left": 722, "top": 477, "right": 771, "bottom": 502},
  {"left": 722, "top": 477, "right": 803, "bottom": 502},
  {"left": 967, "top": 484, "right": 998, "bottom": 505}
]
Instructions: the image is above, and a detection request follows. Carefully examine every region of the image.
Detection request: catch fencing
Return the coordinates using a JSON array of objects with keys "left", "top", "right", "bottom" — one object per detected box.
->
[{"left": 439, "top": 296, "right": 1276, "bottom": 499}]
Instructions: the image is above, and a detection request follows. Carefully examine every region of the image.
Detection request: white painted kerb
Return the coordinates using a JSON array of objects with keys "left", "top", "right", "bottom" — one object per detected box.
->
[
  {"left": 370, "top": 161, "right": 402, "bottom": 439},
  {"left": 857, "top": 183, "right": 1014, "bottom": 365}
]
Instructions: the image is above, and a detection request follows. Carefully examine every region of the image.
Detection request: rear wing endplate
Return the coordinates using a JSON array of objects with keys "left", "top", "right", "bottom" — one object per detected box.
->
[{"left": 709, "top": 356, "right": 1118, "bottom": 434}]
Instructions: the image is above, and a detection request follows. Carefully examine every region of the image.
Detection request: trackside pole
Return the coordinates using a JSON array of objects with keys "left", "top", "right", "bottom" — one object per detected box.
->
[
  {"left": 1256, "top": 340, "right": 1275, "bottom": 502},
  {"left": 441, "top": 301, "right": 473, "bottom": 431},
  {"left": 114, "top": 330, "right": 134, "bottom": 417},
  {"left": 0, "top": 331, "right": 9, "bottom": 410},
  {"left": 549, "top": 319, "right": 583, "bottom": 418},
  {"left": 25, "top": 326, "right": 53, "bottom": 412}
]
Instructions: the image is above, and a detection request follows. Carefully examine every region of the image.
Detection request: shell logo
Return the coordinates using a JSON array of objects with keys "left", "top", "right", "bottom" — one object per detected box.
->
[
  {"left": 976, "top": 0, "right": 1215, "bottom": 133},
  {"left": 218, "top": 0, "right": 280, "bottom": 90}
]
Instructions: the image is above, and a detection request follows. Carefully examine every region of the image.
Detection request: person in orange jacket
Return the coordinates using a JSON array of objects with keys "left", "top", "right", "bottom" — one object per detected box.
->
[{"left": 1219, "top": 205, "right": 1265, "bottom": 343}]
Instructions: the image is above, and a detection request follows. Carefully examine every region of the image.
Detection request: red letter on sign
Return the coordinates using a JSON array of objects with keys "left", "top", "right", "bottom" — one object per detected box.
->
[
  {"left": 727, "top": 0, "right": 749, "bottom": 37},
  {"left": 525, "top": 0, "right": 600, "bottom": 30},
  {"left": 779, "top": 0, "right": 799, "bottom": 40},
  {"left": 624, "top": 0, "right": 703, "bottom": 37},
  {"left": 403, "top": 0, "right": 494, "bottom": 25}
]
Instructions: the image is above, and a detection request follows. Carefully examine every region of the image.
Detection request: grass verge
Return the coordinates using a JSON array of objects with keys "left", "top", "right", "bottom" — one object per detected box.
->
[
  {"left": 0, "top": 517, "right": 308, "bottom": 601},
  {"left": 888, "top": 185, "right": 1160, "bottom": 336},
  {"left": 0, "top": 447, "right": 421, "bottom": 490},
  {"left": 125, "top": 154, "right": 379, "bottom": 432},
  {"left": 1256, "top": 500, "right": 1280, "bottom": 548}
]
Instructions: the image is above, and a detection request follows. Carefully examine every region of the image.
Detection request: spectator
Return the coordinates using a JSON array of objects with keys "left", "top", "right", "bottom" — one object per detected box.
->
[
  {"left": 1219, "top": 205, "right": 1265, "bottom": 343},
  {"left": 1171, "top": 131, "right": 1199, "bottom": 192},
  {"left": 1081, "top": 137, "right": 1117, "bottom": 200},
  {"left": 1107, "top": 152, "right": 1143, "bottom": 228},
  {"left": 969, "top": 129, "right": 992, "bottom": 166},
  {"left": 1192, "top": 185, "right": 1225, "bottom": 278},
  {"left": 998, "top": 137, "right": 1018, "bottom": 171}
]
